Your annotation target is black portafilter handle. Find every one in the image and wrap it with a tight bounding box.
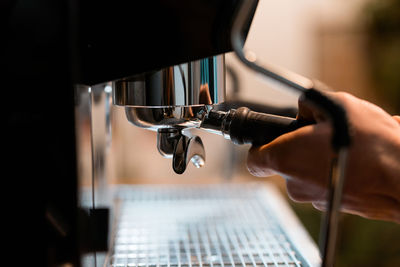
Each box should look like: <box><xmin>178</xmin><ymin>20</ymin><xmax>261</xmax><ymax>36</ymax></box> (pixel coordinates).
<box><xmin>202</xmin><ymin>107</ymin><xmax>309</xmax><ymax>146</ymax></box>
<box><xmin>229</xmin><ymin>107</ymin><xmax>307</xmax><ymax>146</ymax></box>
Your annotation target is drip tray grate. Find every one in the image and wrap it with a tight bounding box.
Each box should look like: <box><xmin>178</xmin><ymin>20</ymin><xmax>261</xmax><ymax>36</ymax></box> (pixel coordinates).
<box><xmin>106</xmin><ymin>183</ymin><xmax>318</xmax><ymax>267</ymax></box>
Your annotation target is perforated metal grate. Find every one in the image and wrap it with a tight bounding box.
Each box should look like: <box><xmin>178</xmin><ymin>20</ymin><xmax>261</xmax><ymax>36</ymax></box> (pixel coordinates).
<box><xmin>106</xmin><ymin>184</ymin><xmax>314</xmax><ymax>267</ymax></box>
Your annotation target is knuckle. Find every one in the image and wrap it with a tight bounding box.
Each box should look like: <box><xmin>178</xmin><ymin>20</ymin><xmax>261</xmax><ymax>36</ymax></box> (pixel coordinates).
<box><xmin>246</xmin><ymin>148</ymin><xmax>262</xmax><ymax>168</ymax></box>
<box><xmin>265</xmin><ymin>146</ymin><xmax>285</xmax><ymax>172</ymax></box>
<box><xmin>335</xmin><ymin>91</ymin><xmax>351</xmax><ymax>100</ymax></box>
<box><xmin>246</xmin><ymin>147</ymin><xmax>272</xmax><ymax>177</ymax></box>
<box><xmin>312</xmin><ymin>202</ymin><xmax>326</xmax><ymax>211</ymax></box>
<box><xmin>286</xmin><ymin>181</ymin><xmax>310</xmax><ymax>202</ymax></box>
<box><xmin>286</xmin><ymin>180</ymin><xmax>327</xmax><ymax>203</ymax></box>
<box><xmin>333</xmin><ymin>91</ymin><xmax>353</xmax><ymax>107</ymax></box>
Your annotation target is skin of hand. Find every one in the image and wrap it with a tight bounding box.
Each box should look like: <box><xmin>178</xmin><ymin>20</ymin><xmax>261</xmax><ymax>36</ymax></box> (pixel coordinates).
<box><xmin>247</xmin><ymin>92</ymin><xmax>400</xmax><ymax>224</ymax></box>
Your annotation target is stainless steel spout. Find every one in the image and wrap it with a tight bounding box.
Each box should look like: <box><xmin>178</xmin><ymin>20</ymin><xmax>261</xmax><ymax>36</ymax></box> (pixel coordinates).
<box><xmin>157</xmin><ymin>128</ymin><xmax>206</xmax><ymax>174</ymax></box>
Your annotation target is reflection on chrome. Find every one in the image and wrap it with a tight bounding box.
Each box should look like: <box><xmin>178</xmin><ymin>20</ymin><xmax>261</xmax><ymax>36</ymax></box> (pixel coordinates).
<box><xmin>113</xmin><ymin>54</ymin><xmax>225</xmax><ymax>107</ymax></box>
<box><xmin>124</xmin><ymin>105</ymin><xmax>209</xmax><ymax>131</ymax></box>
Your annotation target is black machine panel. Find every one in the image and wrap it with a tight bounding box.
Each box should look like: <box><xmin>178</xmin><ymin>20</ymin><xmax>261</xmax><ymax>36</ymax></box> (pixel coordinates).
<box><xmin>77</xmin><ymin>0</ymin><xmax>257</xmax><ymax>85</ymax></box>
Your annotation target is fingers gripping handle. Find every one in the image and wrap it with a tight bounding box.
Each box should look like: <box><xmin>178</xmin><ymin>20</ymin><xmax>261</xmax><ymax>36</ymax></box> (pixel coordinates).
<box><xmin>228</xmin><ymin>107</ymin><xmax>306</xmax><ymax>146</ymax></box>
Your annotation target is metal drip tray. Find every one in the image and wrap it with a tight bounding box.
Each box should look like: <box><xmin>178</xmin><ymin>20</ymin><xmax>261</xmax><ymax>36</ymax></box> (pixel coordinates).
<box><xmin>106</xmin><ymin>183</ymin><xmax>320</xmax><ymax>267</ymax></box>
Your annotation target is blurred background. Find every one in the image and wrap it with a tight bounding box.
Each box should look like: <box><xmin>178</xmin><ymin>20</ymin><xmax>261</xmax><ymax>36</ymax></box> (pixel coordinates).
<box><xmin>77</xmin><ymin>0</ymin><xmax>400</xmax><ymax>266</ymax></box>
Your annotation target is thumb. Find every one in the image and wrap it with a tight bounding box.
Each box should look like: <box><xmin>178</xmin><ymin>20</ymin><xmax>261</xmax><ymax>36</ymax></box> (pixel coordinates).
<box><xmin>247</xmin><ymin>122</ymin><xmax>333</xmax><ymax>183</ymax></box>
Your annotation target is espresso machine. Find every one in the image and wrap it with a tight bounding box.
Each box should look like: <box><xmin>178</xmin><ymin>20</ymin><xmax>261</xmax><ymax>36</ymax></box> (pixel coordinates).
<box><xmin>4</xmin><ymin>1</ymin><xmax>351</xmax><ymax>267</ymax></box>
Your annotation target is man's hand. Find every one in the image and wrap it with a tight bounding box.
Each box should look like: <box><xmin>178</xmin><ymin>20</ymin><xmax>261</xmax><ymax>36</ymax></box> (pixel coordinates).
<box><xmin>247</xmin><ymin>92</ymin><xmax>400</xmax><ymax>223</ymax></box>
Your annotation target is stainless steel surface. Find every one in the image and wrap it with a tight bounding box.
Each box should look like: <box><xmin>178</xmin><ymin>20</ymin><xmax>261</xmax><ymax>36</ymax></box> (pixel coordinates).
<box><xmin>106</xmin><ymin>183</ymin><xmax>320</xmax><ymax>267</ymax></box>
<box><xmin>172</xmin><ymin>131</ymin><xmax>205</xmax><ymax>174</ymax></box>
<box><xmin>125</xmin><ymin>106</ymin><xmax>209</xmax><ymax>131</ymax></box>
<box><xmin>75</xmin><ymin>83</ymin><xmax>114</xmax><ymax>266</ymax></box>
<box><xmin>157</xmin><ymin>128</ymin><xmax>206</xmax><ymax>174</ymax></box>
<box><xmin>157</xmin><ymin>128</ymin><xmax>182</xmax><ymax>159</ymax></box>
<box><xmin>200</xmin><ymin>109</ymin><xmax>235</xmax><ymax>139</ymax></box>
<box><xmin>89</xmin><ymin>82</ymin><xmax>114</xmax><ymax>207</ymax></box>
<box><xmin>113</xmin><ymin>55</ymin><xmax>225</xmax><ymax>107</ymax></box>
<box><xmin>75</xmin><ymin>83</ymin><xmax>113</xmax><ymax>209</ymax></box>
